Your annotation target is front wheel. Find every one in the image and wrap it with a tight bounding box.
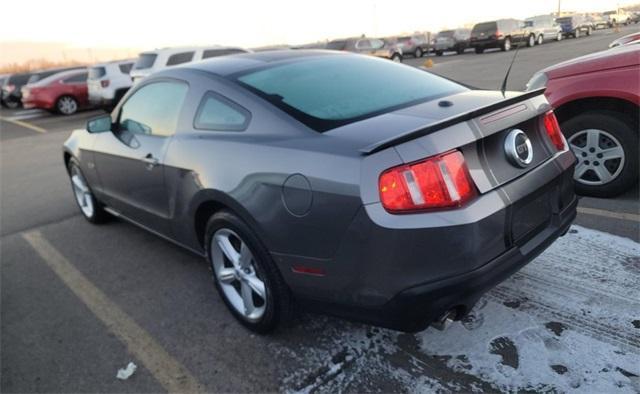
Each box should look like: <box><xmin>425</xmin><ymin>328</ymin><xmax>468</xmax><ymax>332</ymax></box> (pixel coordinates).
<box><xmin>527</xmin><ymin>34</ymin><xmax>536</xmax><ymax>47</ymax></box>
<box><xmin>586</xmin><ymin>26</ymin><xmax>592</xmax><ymax>36</ymax></box>
<box><xmin>562</xmin><ymin>111</ymin><xmax>639</xmax><ymax>197</ymax></box>
<box><xmin>435</xmin><ymin>50</ymin><xmax>443</xmax><ymax>56</ymax></box>
<box><xmin>501</xmin><ymin>37</ymin><xmax>512</xmax><ymax>51</ymax></box>
<box><xmin>57</xmin><ymin>95</ymin><xmax>78</xmax><ymax>115</ymax></box>
<box><xmin>537</xmin><ymin>35</ymin><xmax>544</xmax><ymax>45</ymax></box>
<box><xmin>4</xmin><ymin>99</ymin><xmax>20</xmax><ymax>109</ymax></box>
<box><xmin>474</xmin><ymin>46</ymin><xmax>484</xmax><ymax>54</ymax></box>
<box><xmin>574</xmin><ymin>29</ymin><xmax>581</xmax><ymax>38</ymax></box>
<box><xmin>391</xmin><ymin>53</ymin><xmax>402</xmax><ymax>63</ymax></box>
<box><xmin>414</xmin><ymin>47</ymin><xmax>423</xmax><ymax>58</ymax></box>
<box><xmin>205</xmin><ymin>211</ymin><xmax>292</xmax><ymax>333</ymax></box>
<box><xmin>556</xmin><ymin>32</ymin><xmax>563</xmax><ymax>41</ymax></box>
<box><xmin>67</xmin><ymin>159</ymin><xmax>110</xmax><ymax>223</ymax></box>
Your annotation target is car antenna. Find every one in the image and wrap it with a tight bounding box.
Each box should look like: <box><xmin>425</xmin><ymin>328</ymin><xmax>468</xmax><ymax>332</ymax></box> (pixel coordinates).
<box><xmin>500</xmin><ymin>32</ymin><xmax>525</xmax><ymax>98</ymax></box>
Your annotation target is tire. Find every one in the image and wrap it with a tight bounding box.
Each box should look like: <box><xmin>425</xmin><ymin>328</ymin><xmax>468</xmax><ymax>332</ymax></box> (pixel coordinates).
<box><xmin>574</xmin><ymin>29</ymin><xmax>580</xmax><ymax>38</ymax></box>
<box><xmin>501</xmin><ymin>37</ymin><xmax>512</xmax><ymax>51</ymax></box>
<box><xmin>435</xmin><ymin>50</ymin><xmax>443</xmax><ymax>56</ymax></box>
<box><xmin>586</xmin><ymin>26</ymin><xmax>592</xmax><ymax>36</ymax></box>
<box><xmin>67</xmin><ymin>158</ymin><xmax>110</xmax><ymax>223</ymax></box>
<box><xmin>56</xmin><ymin>95</ymin><xmax>78</xmax><ymax>115</ymax></box>
<box><xmin>456</xmin><ymin>46</ymin><xmax>465</xmax><ymax>55</ymax></box>
<box><xmin>562</xmin><ymin>111</ymin><xmax>639</xmax><ymax>197</ymax></box>
<box><xmin>4</xmin><ymin>99</ymin><xmax>20</xmax><ymax>109</ymax></box>
<box><xmin>556</xmin><ymin>32</ymin><xmax>563</xmax><ymax>41</ymax></box>
<box><xmin>527</xmin><ymin>34</ymin><xmax>536</xmax><ymax>47</ymax></box>
<box><xmin>205</xmin><ymin>210</ymin><xmax>292</xmax><ymax>333</ymax></box>
<box><xmin>414</xmin><ymin>47</ymin><xmax>423</xmax><ymax>58</ymax></box>
<box><xmin>391</xmin><ymin>53</ymin><xmax>402</xmax><ymax>63</ymax></box>
<box><xmin>474</xmin><ymin>46</ymin><xmax>484</xmax><ymax>54</ymax></box>
<box><xmin>537</xmin><ymin>34</ymin><xmax>544</xmax><ymax>45</ymax></box>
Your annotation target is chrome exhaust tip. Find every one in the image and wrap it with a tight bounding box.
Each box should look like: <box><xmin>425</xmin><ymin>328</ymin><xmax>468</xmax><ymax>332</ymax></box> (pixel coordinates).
<box><xmin>431</xmin><ymin>309</ymin><xmax>457</xmax><ymax>331</ymax></box>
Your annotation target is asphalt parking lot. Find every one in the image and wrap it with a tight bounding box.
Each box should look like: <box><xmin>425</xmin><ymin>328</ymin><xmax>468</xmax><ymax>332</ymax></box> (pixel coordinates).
<box><xmin>1</xmin><ymin>25</ymin><xmax>639</xmax><ymax>393</ymax></box>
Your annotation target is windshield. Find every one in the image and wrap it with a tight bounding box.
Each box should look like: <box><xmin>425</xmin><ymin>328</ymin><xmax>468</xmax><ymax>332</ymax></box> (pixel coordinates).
<box><xmin>236</xmin><ymin>55</ymin><xmax>466</xmax><ymax>132</ymax></box>
<box><xmin>134</xmin><ymin>54</ymin><xmax>157</xmax><ymax>70</ymax></box>
<box><xmin>472</xmin><ymin>22</ymin><xmax>497</xmax><ymax>34</ymax></box>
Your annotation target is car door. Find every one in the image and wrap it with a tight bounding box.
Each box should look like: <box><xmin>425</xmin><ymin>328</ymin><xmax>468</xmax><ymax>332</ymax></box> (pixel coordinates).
<box><xmin>92</xmin><ymin>79</ymin><xmax>189</xmax><ymax>235</ymax></box>
<box><xmin>63</xmin><ymin>72</ymin><xmax>89</xmax><ymax>105</ymax></box>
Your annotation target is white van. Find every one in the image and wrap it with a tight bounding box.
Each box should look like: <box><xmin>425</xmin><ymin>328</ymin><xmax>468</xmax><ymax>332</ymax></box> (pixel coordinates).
<box><xmin>130</xmin><ymin>46</ymin><xmax>249</xmax><ymax>85</ymax></box>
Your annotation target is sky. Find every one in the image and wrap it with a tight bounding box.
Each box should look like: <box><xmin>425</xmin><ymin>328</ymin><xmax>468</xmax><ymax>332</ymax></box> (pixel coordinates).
<box><xmin>0</xmin><ymin>0</ymin><xmax>632</xmax><ymax>65</ymax></box>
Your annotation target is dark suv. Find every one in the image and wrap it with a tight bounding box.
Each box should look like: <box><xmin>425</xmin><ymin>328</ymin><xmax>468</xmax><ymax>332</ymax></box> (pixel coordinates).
<box><xmin>434</xmin><ymin>29</ymin><xmax>471</xmax><ymax>55</ymax></box>
<box><xmin>556</xmin><ymin>15</ymin><xmax>592</xmax><ymax>38</ymax></box>
<box><xmin>470</xmin><ymin>19</ymin><xmax>527</xmax><ymax>53</ymax></box>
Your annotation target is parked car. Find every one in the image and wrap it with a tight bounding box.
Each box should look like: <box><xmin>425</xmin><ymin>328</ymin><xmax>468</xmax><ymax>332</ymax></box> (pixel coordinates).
<box><xmin>88</xmin><ymin>59</ymin><xmax>135</xmax><ymax>109</ymax></box>
<box><xmin>524</xmin><ymin>15</ymin><xmax>563</xmax><ymax>44</ymax></box>
<box><xmin>469</xmin><ymin>19</ymin><xmax>528</xmax><ymax>53</ymax></box>
<box><xmin>130</xmin><ymin>46</ymin><xmax>249</xmax><ymax>85</ymax></box>
<box><xmin>526</xmin><ymin>45</ymin><xmax>639</xmax><ymax>197</ymax></box>
<box><xmin>556</xmin><ymin>15</ymin><xmax>593</xmax><ymax>38</ymax></box>
<box><xmin>586</xmin><ymin>14</ymin><xmax>609</xmax><ymax>30</ymax></box>
<box><xmin>433</xmin><ymin>29</ymin><xmax>470</xmax><ymax>55</ymax></box>
<box><xmin>21</xmin><ymin>69</ymin><xmax>89</xmax><ymax>115</ymax></box>
<box><xmin>63</xmin><ymin>50</ymin><xmax>576</xmax><ymax>333</ymax></box>
<box><xmin>1</xmin><ymin>72</ymin><xmax>33</xmax><ymax>108</ymax></box>
<box><xmin>609</xmin><ymin>31</ymin><xmax>640</xmax><ymax>48</ymax></box>
<box><xmin>603</xmin><ymin>10</ymin><xmax>632</xmax><ymax>26</ymax></box>
<box><xmin>395</xmin><ymin>34</ymin><xmax>430</xmax><ymax>57</ymax></box>
<box><xmin>326</xmin><ymin>37</ymin><xmax>403</xmax><ymax>62</ymax></box>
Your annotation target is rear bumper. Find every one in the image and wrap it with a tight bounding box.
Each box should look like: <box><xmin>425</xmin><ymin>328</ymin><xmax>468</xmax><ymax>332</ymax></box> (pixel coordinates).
<box><xmin>286</xmin><ymin>150</ymin><xmax>577</xmax><ymax>332</ymax></box>
<box><xmin>22</xmin><ymin>96</ymin><xmax>54</xmax><ymax>110</ymax></box>
<box><xmin>470</xmin><ymin>38</ymin><xmax>502</xmax><ymax>48</ymax></box>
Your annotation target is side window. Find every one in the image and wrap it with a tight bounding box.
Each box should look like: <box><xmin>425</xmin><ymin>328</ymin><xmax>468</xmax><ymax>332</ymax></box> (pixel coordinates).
<box><xmin>194</xmin><ymin>92</ymin><xmax>250</xmax><ymax>131</ymax></box>
<box><xmin>355</xmin><ymin>40</ymin><xmax>371</xmax><ymax>50</ymax></box>
<box><xmin>202</xmin><ymin>48</ymin><xmax>246</xmax><ymax>59</ymax></box>
<box><xmin>64</xmin><ymin>72</ymin><xmax>88</xmax><ymax>83</ymax></box>
<box><xmin>166</xmin><ymin>51</ymin><xmax>195</xmax><ymax>66</ymax></box>
<box><xmin>119</xmin><ymin>81</ymin><xmax>188</xmax><ymax>137</ymax></box>
<box><xmin>119</xmin><ymin>63</ymin><xmax>133</xmax><ymax>74</ymax></box>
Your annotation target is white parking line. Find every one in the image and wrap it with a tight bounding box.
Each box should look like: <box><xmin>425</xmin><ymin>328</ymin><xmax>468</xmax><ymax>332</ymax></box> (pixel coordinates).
<box><xmin>22</xmin><ymin>230</ymin><xmax>203</xmax><ymax>393</ymax></box>
<box><xmin>6</xmin><ymin>109</ymin><xmax>48</xmax><ymax>120</ymax></box>
<box><xmin>577</xmin><ymin>206</ymin><xmax>640</xmax><ymax>222</ymax></box>
<box><xmin>0</xmin><ymin>116</ymin><xmax>47</xmax><ymax>133</ymax></box>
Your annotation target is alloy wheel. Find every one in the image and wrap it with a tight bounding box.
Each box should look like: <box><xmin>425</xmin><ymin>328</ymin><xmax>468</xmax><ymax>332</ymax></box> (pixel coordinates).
<box><xmin>58</xmin><ymin>96</ymin><xmax>78</xmax><ymax>115</ymax></box>
<box><xmin>210</xmin><ymin>228</ymin><xmax>267</xmax><ymax>322</ymax></box>
<box><xmin>568</xmin><ymin>129</ymin><xmax>625</xmax><ymax>186</ymax></box>
<box><xmin>557</xmin><ymin>32</ymin><xmax>563</xmax><ymax>41</ymax></box>
<box><xmin>537</xmin><ymin>35</ymin><xmax>544</xmax><ymax>45</ymax></box>
<box><xmin>529</xmin><ymin>35</ymin><xmax>535</xmax><ymax>47</ymax></box>
<box><xmin>70</xmin><ymin>165</ymin><xmax>95</xmax><ymax>218</ymax></box>
<box><xmin>504</xmin><ymin>38</ymin><xmax>511</xmax><ymax>51</ymax></box>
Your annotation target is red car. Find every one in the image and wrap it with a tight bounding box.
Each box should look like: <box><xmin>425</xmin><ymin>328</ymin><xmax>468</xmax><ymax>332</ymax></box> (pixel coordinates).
<box><xmin>21</xmin><ymin>69</ymin><xmax>89</xmax><ymax>115</ymax></box>
<box><xmin>527</xmin><ymin>45</ymin><xmax>639</xmax><ymax>197</ymax></box>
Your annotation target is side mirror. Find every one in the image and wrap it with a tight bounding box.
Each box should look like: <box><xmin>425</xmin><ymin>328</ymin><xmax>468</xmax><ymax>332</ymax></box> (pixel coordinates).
<box><xmin>87</xmin><ymin>115</ymin><xmax>112</xmax><ymax>133</ymax></box>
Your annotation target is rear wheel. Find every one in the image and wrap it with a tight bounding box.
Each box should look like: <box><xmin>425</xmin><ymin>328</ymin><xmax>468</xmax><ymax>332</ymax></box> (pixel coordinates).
<box><xmin>205</xmin><ymin>211</ymin><xmax>292</xmax><ymax>333</ymax></box>
<box><xmin>556</xmin><ymin>32</ymin><xmax>563</xmax><ymax>41</ymax></box>
<box><xmin>4</xmin><ymin>99</ymin><xmax>20</xmax><ymax>109</ymax></box>
<box><xmin>586</xmin><ymin>26</ymin><xmax>593</xmax><ymax>36</ymax></box>
<box><xmin>474</xmin><ymin>46</ymin><xmax>484</xmax><ymax>54</ymax></box>
<box><xmin>537</xmin><ymin>34</ymin><xmax>544</xmax><ymax>45</ymax></box>
<box><xmin>574</xmin><ymin>29</ymin><xmax>581</xmax><ymax>38</ymax></box>
<box><xmin>456</xmin><ymin>46</ymin><xmax>465</xmax><ymax>54</ymax></box>
<box><xmin>414</xmin><ymin>47</ymin><xmax>423</xmax><ymax>58</ymax></box>
<box><xmin>391</xmin><ymin>53</ymin><xmax>402</xmax><ymax>63</ymax></box>
<box><xmin>501</xmin><ymin>37</ymin><xmax>512</xmax><ymax>51</ymax></box>
<box><xmin>562</xmin><ymin>111</ymin><xmax>639</xmax><ymax>197</ymax></box>
<box><xmin>435</xmin><ymin>50</ymin><xmax>443</xmax><ymax>56</ymax></box>
<box><xmin>56</xmin><ymin>95</ymin><xmax>78</xmax><ymax>115</ymax></box>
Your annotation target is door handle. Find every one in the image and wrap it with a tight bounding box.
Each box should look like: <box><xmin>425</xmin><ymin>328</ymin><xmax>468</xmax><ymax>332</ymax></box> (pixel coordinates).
<box><xmin>142</xmin><ymin>153</ymin><xmax>159</xmax><ymax>169</ymax></box>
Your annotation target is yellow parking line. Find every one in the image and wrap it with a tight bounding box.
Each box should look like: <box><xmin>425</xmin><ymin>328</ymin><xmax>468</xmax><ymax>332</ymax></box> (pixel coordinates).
<box><xmin>577</xmin><ymin>206</ymin><xmax>640</xmax><ymax>222</ymax></box>
<box><xmin>0</xmin><ymin>116</ymin><xmax>47</xmax><ymax>133</ymax></box>
<box><xmin>22</xmin><ymin>231</ymin><xmax>203</xmax><ymax>393</ymax></box>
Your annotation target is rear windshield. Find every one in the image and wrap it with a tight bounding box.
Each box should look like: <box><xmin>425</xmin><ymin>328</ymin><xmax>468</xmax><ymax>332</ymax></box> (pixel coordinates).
<box><xmin>88</xmin><ymin>67</ymin><xmax>106</xmax><ymax>79</ymax></box>
<box><xmin>397</xmin><ymin>36</ymin><xmax>412</xmax><ymax>42</ymax></box>
<box><xmin>134</xmin><ymin>54</ymin><xmax>157</xmax><ymax>70</ymax></box>
<box><xmin>556</xmin><ymin>17</ymin><xmax>572</xmax><ymax>23</ymax></box>
<box><xmin>326</xmin><ymin>40</ymin><xmax>347</xmax><ymax>50</ymax></box>
<box><xmin>202</xmin><ymin>48</ymin><xmax>247</xmax><ymax>59</ymax></box>
<box><xmin>236</xmin><ymin>56</ymin><xmax>466</xmax><ymax>132</ymax></box>
<box><xmin>472</xmin><ymin>22</ymin><xmax>497</xmax><ymax>34</ymax></box>
<box><xmin>8</xmin><ymin>74</ymin><xmax>31</xmax><ymax>85</ymax></box>
<box><xmin>119</xmin><ymin>63</ymin><xmax>133</xmax><ymax>74</ymax></box>
<box><xmin>438</xmin><ymin>30</ymin><xmax>455</xmax><ymax>38</ymax></box>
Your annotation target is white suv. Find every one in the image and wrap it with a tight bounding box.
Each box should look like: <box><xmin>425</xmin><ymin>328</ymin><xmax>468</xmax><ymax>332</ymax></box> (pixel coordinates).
<box><xmin>129</xmin><ymin>46</ymin><xmax>249</xmax><ymax>85</ymax></box>
<box><xmin>87</xmin><ymin>59</ymin><xmax>135</xmax><ymax>108</ymax></box>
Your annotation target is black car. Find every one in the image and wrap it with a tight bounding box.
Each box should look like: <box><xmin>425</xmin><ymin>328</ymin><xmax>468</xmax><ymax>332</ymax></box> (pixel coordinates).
<box><xmin>434</xmin><ymin>29</ymin><xmax>471</xmax><ymax>55</ymax></box>
<box><xmin>1</xmin><ymin>66</ymin><xmax>84</xmax><ymax>109</ymax></box>
<box><xmin>470</xmin><ymin>19</ymin><xmax>528</xmax><ymax>53</ymax></box>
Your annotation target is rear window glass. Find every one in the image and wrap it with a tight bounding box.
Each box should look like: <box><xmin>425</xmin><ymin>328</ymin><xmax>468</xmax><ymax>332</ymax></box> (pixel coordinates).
<box><xmin>202</xmin><ymin>49</ymin><xmax>246</xmax><ymax>59</ymax></box>
<box><xmin>194</xmin><ymin>92</ymin><xmax>250</xmax><ymax>131</ymax></box>
<box><xmin>64</xmin><ymin>72</ymin><xmax>88</xmax><ymax>83</ymax></box>
<box><xmin>326</xmin><ymin>40</ymin><xmax>347</xmax><ymax>50</ymax></box>
<box><xmin>556</xmin><ymin>17</ymin><xmax>572</xmax><ymax>23</ymax></box>
<box><xmin>134</xmin><ymin>54</ymin><xmax>157</xmax><ymax>70</ymax></box>
<box><xmin>166</xmin><ymin>52</ymin><xmax>195</xmax><ymax>66</ymax></box>
<box><xmin>438</xmin><ymin>30</ymin><xmax>455</xmax><ymax>38</ymax></box>
<box><xmin>472</xmin><ymin>22</ymin><xmax>497</xmax><ymax>34</ymax></box>
<box><xmin>89</xmin><ymin>67</ymin><xmax>106</xmax><ymax>79</ymax></box>
<box><xmin>119</xmin><ymin>63</ymin><xmax>133</xmax><ymax>74</ymax></box>
<box><xmin>8</xmin><ymin>74</ymin><xmax>31</xmax><ymax>85</ymax></box>
<box><xmin>236</xmin><ymin>56</ymin><xmax>466</xmax><ymax>132</ymax></box>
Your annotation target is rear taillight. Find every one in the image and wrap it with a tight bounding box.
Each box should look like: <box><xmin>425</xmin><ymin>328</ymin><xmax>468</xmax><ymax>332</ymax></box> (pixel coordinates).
<box><xmin>543</xmin><ymin>110</ymin><xmax>567</xmax><ymax>151</ymax></box>
<box><xmin>101</xmin><ymin>80</ymin><xmax>110</xmax><ymax>88</ymax></box>
<box><xmin>379</xmin><ymin>150</ymin><xmax>477</xmax><ymax>213</ymax></box>
<box><xmin>495</xmin><ymin>30</ymin><xmax>503</xmax><ymax>38</ymax></box>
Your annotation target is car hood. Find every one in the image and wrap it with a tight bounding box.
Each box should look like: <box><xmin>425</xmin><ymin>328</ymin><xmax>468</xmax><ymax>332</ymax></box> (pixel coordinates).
<box><xmin>539</xmin><ymin>45</ymin><xmax>640</xmax><ymax>79</ymax></box>
<box><xmin>325</xmin><ymin>89</ymin><xmax>524</xmax><ymax>148</ymax></box>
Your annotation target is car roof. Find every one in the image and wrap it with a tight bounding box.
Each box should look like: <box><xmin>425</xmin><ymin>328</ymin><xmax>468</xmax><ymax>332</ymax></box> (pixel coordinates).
<box><xmin>29</xmin><ymin>69</ymin><xmax>86</xmax><ymax>86</ymax></box>
<box><xmin>140</xmin><ymin>46</ymin><xmax>242</xmax><ymax>55</ymax></box>
<box><xmin>91</xmin><ymin>59</ymin><xmax>136</xmax><ymax>67</ymax></box>
<box><xmin>182</xmin><ymin>49</ymin><xmax>346</xmax><ymax>77</ymax></box>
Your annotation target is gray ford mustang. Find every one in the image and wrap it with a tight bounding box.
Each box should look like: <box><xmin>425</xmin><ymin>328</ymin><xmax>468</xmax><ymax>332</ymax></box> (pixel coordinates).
<box><xmin>63</xmin><ymin>50</ymin><xmax>577</xmax><ymax>333</ymax></box>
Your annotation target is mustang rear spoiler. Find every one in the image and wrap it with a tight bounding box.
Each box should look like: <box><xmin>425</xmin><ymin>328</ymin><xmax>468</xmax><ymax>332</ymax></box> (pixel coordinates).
<box><xmin>359</xmin><ymin>88</ymin><xmax>546</xmax><ymax>155</ymax></box>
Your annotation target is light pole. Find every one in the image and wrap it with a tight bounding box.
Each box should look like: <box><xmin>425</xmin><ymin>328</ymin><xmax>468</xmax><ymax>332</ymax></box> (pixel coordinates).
<box><xmin>557</xmin><ymin>0</ymin><xmax>561</xmax><ymax>16</ymax></box>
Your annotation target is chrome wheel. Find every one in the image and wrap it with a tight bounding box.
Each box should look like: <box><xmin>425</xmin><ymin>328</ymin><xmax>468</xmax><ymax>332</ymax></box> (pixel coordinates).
<box><xmin>58</xmin><ymin>96</ymin><xmax>78</xmax><ymax>115</ymax></box>
<box><xmin>537</xmin><ymin>35</ymin><xmax>544</xmax><ymax>45</ymax></box>
<box><xmin>70</xmin><ymin>165</ymin><xmax>94</xmax><ymax>218</ymax></box>
<box><xmin>569</xmin><ymin>129</ymin><xmax>625</xmax><ymax>186</ymax></box>
<box><xmin>210</xmin><ymin>228</ymin><xmax>266</xmax><ymax>322</ymax></box>
<box><xmin>528</xmin><ymin>35</ymin><xmax>535</xmax><ymax>47</ymax></box>
<box><xmin>504</xmin><ymin>38</ymin><xmax>511</xmax><ymax>51</ymax></box>
<box><xmin>557</xmin><ymin>32</ymin><xmax>563</xmax><ymax>41</ymax></box>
